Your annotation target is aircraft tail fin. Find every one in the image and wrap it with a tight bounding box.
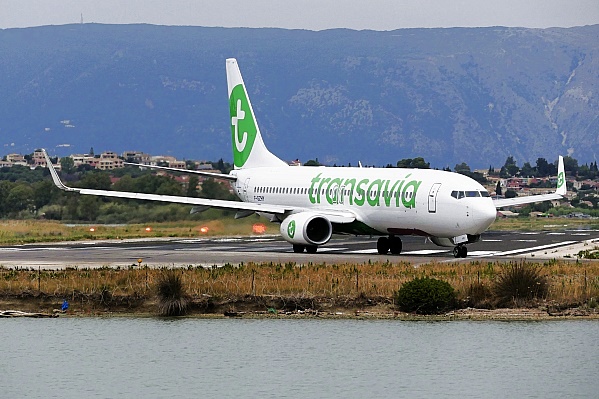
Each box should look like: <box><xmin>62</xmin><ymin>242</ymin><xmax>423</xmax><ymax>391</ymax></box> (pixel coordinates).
<box><xmin>226</xmin><ymin>58</ymin><xmax>287</xmax><ymax>169</ymax></box>
<box><xmin>556</xmin><ymin>155</ymin><xmax>566</xmax><ymax>196</ymax></box>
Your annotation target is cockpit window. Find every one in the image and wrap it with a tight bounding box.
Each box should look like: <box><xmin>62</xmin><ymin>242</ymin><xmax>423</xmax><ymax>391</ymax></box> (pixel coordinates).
<box><xmin>451</xmin><ymin>190</ymin><xmax>490</xmax><ymax>199</ymax></box>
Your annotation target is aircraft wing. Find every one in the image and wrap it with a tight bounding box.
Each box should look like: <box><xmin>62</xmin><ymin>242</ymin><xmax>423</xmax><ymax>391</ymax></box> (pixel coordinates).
<box><xmin>493</xmin><ymin>156</ymin><xmax>567</xmax><ymax>209</ymax></box>
<box><xmin>493</xmin><ymin>193</ymin><xmax>563</xmax><ymax>208</ymax></box>
<box><xmin>124</xmin><ymin>162</ymin><xmax>237</xmax><ymax>181</ymax></box>
<box><xmin>43</xmin><ymin>150</ymin><xmax>286</xmax><ymax>214</ymax></box>
<box><xmin>43</xmin><ymin>150</ymin><xmax>357</xmax><ymax>223</ymax></box>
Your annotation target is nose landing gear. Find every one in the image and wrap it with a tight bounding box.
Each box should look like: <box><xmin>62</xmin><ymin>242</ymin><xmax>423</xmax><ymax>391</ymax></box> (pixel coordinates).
<box><xmin>453</xmin><ymin>245</ymin><xmax>468</xmax><ymax>258</ymax></box>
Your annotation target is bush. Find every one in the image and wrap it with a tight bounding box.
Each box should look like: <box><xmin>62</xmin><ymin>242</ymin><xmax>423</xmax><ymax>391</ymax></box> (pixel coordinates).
<box><xmin>493</xmin><ymin>262</ymin><xmax>548</xmax><ymax>307</ymax></box>
<box><xmin>465</xmin><ymin>282</ymin><xmax>493</xmax><ymax>309</ymax></box>
<box><xmin>395</xmin><ymin>277</ymin><xmax>457</xmax><ymax>314</ymax></box>
<box><xmin>156</xmin><ymin>270</ymin><xmax>189</xmax><ymax>316</ymax></box>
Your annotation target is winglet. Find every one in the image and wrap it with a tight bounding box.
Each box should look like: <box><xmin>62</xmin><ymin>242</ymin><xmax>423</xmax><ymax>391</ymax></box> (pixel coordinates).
<box><xmin>42</xmin><ymin>150</ymin><xmax>79</xmax><ymax>192</ymax></box>
<box><xmin>556</xmin><ymin>155</ymin><xmax>566</xmax><ymax>196</ymax></box>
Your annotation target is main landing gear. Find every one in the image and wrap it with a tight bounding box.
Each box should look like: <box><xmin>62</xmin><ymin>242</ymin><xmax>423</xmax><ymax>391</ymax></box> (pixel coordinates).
<box><xmin>293</xmin><ymin>244</ymin><xmax>318</xmax><ymax>254</ymax></box>
<box><xmin>377</xmin><ymin>236</ymin><xmax>402</xmax><ymax>255</ymax></box>
<box><xmin>453</xmin><ymin>245</ymin><xmax>468</xmax><ymax>258</ymax></box>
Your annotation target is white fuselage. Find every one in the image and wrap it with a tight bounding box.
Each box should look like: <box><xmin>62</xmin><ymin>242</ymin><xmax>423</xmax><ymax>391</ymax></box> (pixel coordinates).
<box><xmin>231</xmin><ymin>166</ymin><xmax>497</xmax><ymax>239</ymax></box>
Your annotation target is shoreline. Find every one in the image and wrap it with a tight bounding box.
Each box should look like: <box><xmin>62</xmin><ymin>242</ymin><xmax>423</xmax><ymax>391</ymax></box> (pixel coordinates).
<box><xmin>2</xmin><ymin>294</ymin><xmax>598</xmax><ymax>321</ymax></box>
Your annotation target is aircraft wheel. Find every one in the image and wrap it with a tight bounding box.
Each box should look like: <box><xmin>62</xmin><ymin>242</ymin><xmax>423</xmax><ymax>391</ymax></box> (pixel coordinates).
<box><xmin>293</xmin><ymin>244</ymin><xmax>305</xmax><ymax>253</ymax></box>
<box><xmin>377</xmin><ymin>237</ymin><xmax>389</xmax><ymax>255</ymax></box>
<box><xmin>389</xmin><ymin>236</ymin><xmax>402</xmax><ymax>255</ymax></box>
<box><xmin>306</xmin><ymin>245</ymin><xmax>318</xmax><ymax>254</ymax></box>
<box><xmin>453</xmin><ymin>246</ymin><xmax>460</xmax><ymax>258</ymax></box>
<box><xmin>453</xmin><ymin>245</ymin><xmax>467</xmax><ymax>258</ymax></box>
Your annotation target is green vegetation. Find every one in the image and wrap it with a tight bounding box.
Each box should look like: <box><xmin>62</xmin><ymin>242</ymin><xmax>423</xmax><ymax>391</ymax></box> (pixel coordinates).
<box><xmin>0</xmin><ymin>218</ymin><xmax>278</xmax><ymax>245</ymax></box>
<box><xmin>395</xmin><ymin>277</ymin><xmax>457</xmax><ymax>314</ymax></box>
<box><xmin>2</xmin><ymin>260</ymin><xmax>596</xmax><ymax>315</ymax></box>
<box><xmin>0</xmin><ymin>164</ymin><xmax>236</xmax><ymax>223</ymax></box>
<box><xmin>493</xmin><ymin>263</ymin><xmax>548</xmax><ymax>307</ymax></box>
<box><xmin>157</xmin><ymin>270</ymin><xmax>189</xmax><ymax>316</ymax></box>
<box><xmin>578</xmin><ymin>247</ymin><xmax>599</xmax><ymax>260</ymax></box>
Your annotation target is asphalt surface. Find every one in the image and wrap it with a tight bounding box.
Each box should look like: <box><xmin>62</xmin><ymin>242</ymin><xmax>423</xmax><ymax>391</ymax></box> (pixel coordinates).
<box><xmin>0</xmin><ymin>229</ymin><xmax>598</xmax><ymax>269</ymax></box>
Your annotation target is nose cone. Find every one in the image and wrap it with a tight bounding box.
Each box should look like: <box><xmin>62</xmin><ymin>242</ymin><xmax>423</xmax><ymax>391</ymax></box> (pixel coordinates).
<box><xmin>475</xmin><ymin>201</ymin><xmax>497</xmax><ymax>233</ymax></box>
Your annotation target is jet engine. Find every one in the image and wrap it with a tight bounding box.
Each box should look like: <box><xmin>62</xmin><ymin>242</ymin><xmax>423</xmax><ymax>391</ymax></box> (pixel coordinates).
<box><xmin>280</xmin><ymin>213</ymin><xmax>332</xmax><ymax>246</ymax></box>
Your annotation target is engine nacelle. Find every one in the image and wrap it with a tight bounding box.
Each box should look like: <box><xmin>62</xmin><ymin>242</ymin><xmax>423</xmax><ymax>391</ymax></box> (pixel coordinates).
<box><xmin>280</xmin><ymin>213</ymin><xmax>332</xmax><ymax>246</ymax></box>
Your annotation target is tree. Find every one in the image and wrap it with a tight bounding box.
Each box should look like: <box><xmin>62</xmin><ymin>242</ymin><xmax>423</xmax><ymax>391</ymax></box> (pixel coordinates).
<box><xmin>32</xmin><ymin>180</ymin><xmax>57</xmax><ymax>212</ymax></box>
<box><xmin>520</xmin><ymin>162</ymin><xmax>535</xmax><ymax>177</ymax></box>
<box><xmin>454</xmin><ymin>162</ymin><xmax>471</xmax><ymax>174</ymax></box>
<box><xmin>60</xmin><ymin>157</ymin><xmax>75</xmax><ymax>174</ymax></box>
<box><xmin>186</xmin><ymin>176</ymin><xmax>199</xmax><ymax>197</ymax></box>
<box><xmin>78</xmin><ymin>196</ymin><xmax>100</xmax><ymax>221</ymax></box>
<box><xmin>6</xmin><ymin>184</ymin><xmax>34</xmax><ymax>214</ymax></box>
<box><xmin>535</xmin><ymin>158</ymin><xmax>555</xmax><ymax>177</ymax></box>
<box><xmin>397</xmin><ymin>157</ymin><xmax>430</xmax><ymax>169</ymax></box>
<box><xmin>77</xmin><ymin>172</ymin><xmax>112</xmax><ymax>190</ymax></box>
<box><xmin>563</xmin><ymin>156</ymin><xmax>579</xmax><ymax>174</ymax></box>
<box><xmin>304</xmin><ymin>158</ymin><xmax>321</xmax><ymax>166</ymax></box>
<box><xmin>503</xmin><ymin>156</ymin><xmax>520</xmax><ymax>177</ymax></box>
<box><xmin>505</xmin><ymin>189</ymin><xmax>517</xmax><ymax>199</ymax></box>
<box><xmin>200</xmin><ymin>178</ymin><xmax>232</xmax><ymax>200</ymax></box>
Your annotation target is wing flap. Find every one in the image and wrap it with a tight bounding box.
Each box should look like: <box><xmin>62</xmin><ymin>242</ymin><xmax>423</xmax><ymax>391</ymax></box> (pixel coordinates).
<box><xmin>124</xmin><ymin>162</ymin><xmax>237</xmax><ymax>181</ymax></box>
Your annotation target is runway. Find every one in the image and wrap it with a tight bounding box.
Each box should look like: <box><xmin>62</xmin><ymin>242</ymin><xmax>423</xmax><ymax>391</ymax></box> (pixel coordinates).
<box><xmin>0</xmin><ymin>229</ymin><xmax>598</xmax><ymax>269</ymax></box>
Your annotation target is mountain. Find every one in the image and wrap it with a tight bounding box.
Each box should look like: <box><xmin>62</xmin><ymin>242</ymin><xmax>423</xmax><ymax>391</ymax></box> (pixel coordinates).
<box><xmin>0</xmin><ymin>24</ymin><xmax>597</xmax><ymax>168</ymax></box>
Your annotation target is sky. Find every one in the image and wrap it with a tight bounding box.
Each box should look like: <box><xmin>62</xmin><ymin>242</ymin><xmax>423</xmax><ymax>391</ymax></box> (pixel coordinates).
<box><xmin>1</xmin><ymin>0</ymin><xmax>598</xmax><ymax>30</ymax></box>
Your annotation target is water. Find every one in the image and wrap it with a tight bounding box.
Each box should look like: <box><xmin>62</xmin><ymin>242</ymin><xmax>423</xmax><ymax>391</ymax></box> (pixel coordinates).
<box><xmin>1</xmin><ymin>318</ymin><xmax>597</xmax><ymax>398</ymax></box>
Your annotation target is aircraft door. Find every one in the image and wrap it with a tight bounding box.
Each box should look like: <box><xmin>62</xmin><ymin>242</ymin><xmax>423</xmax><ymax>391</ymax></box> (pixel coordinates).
<box><xmin>242</xmin><ymin>178</ymin><xmax>251</xmax><ymax>201</ymax></box>
<box><xmin>428</xmin><ymin>183</ymin><xmax>442</xmax><ymax>213</ymax></box>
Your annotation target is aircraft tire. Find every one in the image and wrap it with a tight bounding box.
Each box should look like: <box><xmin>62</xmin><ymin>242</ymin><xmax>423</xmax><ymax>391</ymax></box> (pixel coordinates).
<box><xmin>306</xmin><ymin>245</ymin><xmax>318</xmax><ymax>254</ymax></box>
<box><xmin>377</xmin><ymin>237</ymin><xmax>389</xmax><ymax>255</ymax></box>
<box><xmin>293</xmin><ymin>244</ymin><xmax>305</xmax><ymax>253</ymax></box>
<box><xmin>453</xmin><ymin>246</ymin><xmax>460</xmax><ymax>258</ymax></box>
<box><xmin>389</xmin><ymin>236</ymin><xmax>402</xmax><ymax>255</ymax></box>
<box><xmin>460</xmin><ymin>246</ymin><xmax>468</xmax><ymax>258</ymax></box>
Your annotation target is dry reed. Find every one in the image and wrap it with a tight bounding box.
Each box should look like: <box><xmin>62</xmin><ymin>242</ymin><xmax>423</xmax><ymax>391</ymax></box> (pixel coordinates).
<box><xmin>1</xmin><ymin>260</ymin><xmax>597</xmax><ymax>306</ymax></box>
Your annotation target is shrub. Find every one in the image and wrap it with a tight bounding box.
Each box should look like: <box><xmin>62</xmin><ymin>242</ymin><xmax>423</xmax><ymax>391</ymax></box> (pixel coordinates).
<box><xmin>395</xmin><ymin>277</ymin><xmax>457</xmax><ymax>314</ymax></box>
<box><xmin>156</xmin><ymin>270</ymin><xmax>188</xmax><ymax>316</ymax></box>
<box><xmin>493</xmin><ymin>262</ymin><xmax>548</xmax><ymax>307</ymax></box>
<box><xmin>465</xmin><ymin>282</ymin><xmax>493</xmax><ymax>309</ymax></box>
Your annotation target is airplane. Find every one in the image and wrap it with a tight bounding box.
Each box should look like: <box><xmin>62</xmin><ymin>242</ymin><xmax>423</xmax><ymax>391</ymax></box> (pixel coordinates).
<box><xmin>42</xmin><ymin>58</ymin><xmax>567</xmax><ymax>258</ymax></box>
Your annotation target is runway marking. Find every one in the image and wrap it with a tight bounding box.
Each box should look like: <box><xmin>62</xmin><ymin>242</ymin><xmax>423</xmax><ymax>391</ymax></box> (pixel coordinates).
<box><xmin>345</xmin><ymin>249</ymin><xmax>380</xmax><ymax>254</ymax></box>
<box><xmin>513</xmin><ymin>239</ymin><xmax>538</xmax><ymax>242</ymax></box>
<box><xmin>521</xmin><ymin>232</ymin><xmax>540</xmax><ymax>235</ymax></box>
<box><xmin>253</xmin><ymin>246</ymin><xmax>295</xmax><ymax>252</ymax></box>
<box><xmin>495</xmin><ymin>241</ymin><xmax>576</xmax><ymax>256</ymax></box>
<box><xmin>571</xmin><ymin>233</ymin><xmax>590</xmax><ymax>236</ymax></box>
<box><xmin>482</xmin><ymin>239</ymin><xmax>502</xmax><ymax>242</ymax></box>
<box><xmin>174</xmin><ymin>246</ymin><xmax>242</xmax><ymax>251</ymax></box>
<box><xmin>548</xmin><ymin>232</ymin><xmax>566</xmax><ymax>235</ymax></box>
<box><xmin>403</xmin><ymin>249</ymin><xmax>448</xmax><ymax>255</ymax></box>
<box><xmin>312</xmin><ymin>247</ymin><xmax>348</xmax><ymax>253</ymax></box>
<box><xmin>469</xmin><ymin>250</ymin><xmax>501</xmax><ymax>257</ymax></box>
